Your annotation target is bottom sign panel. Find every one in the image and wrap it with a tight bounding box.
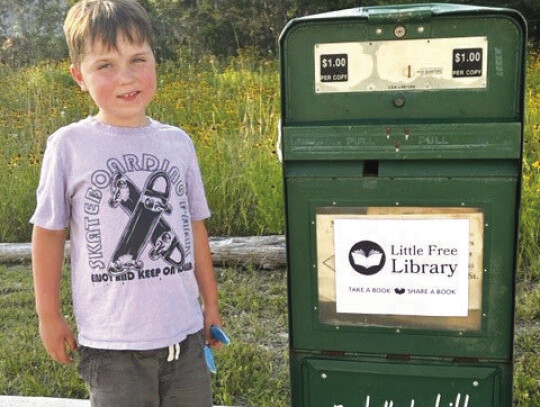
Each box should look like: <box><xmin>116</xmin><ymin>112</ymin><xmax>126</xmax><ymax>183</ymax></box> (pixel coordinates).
<box><xmin>317</xmin><ymin>207</ymin><xmax>484</xmax><ymax>331</ymax></box>
<box><xmin>302</xmin><ymin>358</ymin><xmax>502</xmax><ymax>407</ymax></box>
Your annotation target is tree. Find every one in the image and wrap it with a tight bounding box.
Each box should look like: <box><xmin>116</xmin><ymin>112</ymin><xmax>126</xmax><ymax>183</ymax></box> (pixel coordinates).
<box><xmin>0</xmin><ymin>0</ymin><xmax>538</xmax><ymax>65</ymax></box>
<box><xmin>145</xmin><ymin>0</ymin><xmax>540</xmax><ymax>58</ymax></box>
<box><xmin>0</xmin><ymin>0</ymin><xmax>68</xmax><ymax>66</ymax></box>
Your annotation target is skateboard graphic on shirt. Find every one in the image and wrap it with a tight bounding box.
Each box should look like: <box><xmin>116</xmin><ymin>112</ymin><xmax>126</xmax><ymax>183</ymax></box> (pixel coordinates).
<box><xmin>108</xmin><ymin>171</ymin><xmax>191</xmax><ymax>275</ymax></box>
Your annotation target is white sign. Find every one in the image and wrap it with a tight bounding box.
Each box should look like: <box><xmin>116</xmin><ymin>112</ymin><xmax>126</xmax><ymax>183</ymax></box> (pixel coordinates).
<box><xmin>315</xmin><ymin>36</ymin><xmax>488</xmax><ymax>93</ymax></box>
<box><xmin>334</xmin><ymin>218</ymin><xmax>470</xmax><ymax>317</ymax></box>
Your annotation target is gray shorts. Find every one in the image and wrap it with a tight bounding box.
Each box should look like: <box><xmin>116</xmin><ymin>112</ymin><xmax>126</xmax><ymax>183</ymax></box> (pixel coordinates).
<box><xmin>78</xmin><ymin>330</ymin><xmax>212</xmax><ymax>407</ymax></box>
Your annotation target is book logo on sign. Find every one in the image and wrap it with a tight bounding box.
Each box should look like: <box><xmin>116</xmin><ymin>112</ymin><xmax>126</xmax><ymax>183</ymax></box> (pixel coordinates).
<box><xmin>349</xmin><ymin>241</ymin><xmax>386</xmax><ymax>275</ymax></box>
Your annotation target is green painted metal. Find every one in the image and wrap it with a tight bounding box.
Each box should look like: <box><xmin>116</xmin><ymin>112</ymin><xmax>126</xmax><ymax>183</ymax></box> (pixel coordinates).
<box><xmin>280</xmin><ymin>5</ymin><xmax>526</xmax><ymax>126</ymax></box>
<box><xmin>283</xmin><ymin>123</ymin><xmax>522</xmax><ymax>160</ymax></box>
<box><xmin>280</xmin><ymin>3</ymin><xmax>526</xmax><ymax>407</ymax></box>
<box><xmin>286</xmin><ymin>175</ymin><xmax>517</xmax><ymax>359</ymax></box>
<box><xmin>290</xmin><ymin>353</ymin><xmax>513</xmax><ymax>407</ymax></box>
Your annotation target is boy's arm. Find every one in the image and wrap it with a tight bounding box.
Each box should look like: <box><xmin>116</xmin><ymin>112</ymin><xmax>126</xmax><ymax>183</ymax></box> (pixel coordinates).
<box><xmin>31</xmin><ymin>226</ymin><xmax>77</xmax><ymax>364</ymax></box>
<box><xmin>192</xmin><ymin>220</ymin><xmax>222</xmax><ymax>347</ymax></box>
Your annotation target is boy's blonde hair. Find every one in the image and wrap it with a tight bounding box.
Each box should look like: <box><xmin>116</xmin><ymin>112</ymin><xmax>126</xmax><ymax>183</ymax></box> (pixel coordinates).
<box><xmin>64</xmin><ymin>0</ymin><xmax>154</xmax><ymax>66</ymax></box>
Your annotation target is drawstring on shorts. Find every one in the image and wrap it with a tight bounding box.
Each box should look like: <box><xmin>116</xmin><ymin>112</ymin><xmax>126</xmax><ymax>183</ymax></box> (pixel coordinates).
<box><xmin>167</xmin><ymin>343</ymin><xmax>181</xmax><ymax>362</ymax></box>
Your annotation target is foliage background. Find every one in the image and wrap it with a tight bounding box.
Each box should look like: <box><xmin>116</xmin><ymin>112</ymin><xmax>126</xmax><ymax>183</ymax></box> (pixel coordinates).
<box><xmin>1</xmin><ymin>0</ymin><xmax>540</xmax><ymax>66</ymax></box>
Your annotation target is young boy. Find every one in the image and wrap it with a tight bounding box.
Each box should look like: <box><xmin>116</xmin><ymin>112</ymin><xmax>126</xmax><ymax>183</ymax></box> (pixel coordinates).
<box><xmin>30</xmin><ymin>1</ymin><xmax>221</xmax><ymax>406</ymax></box>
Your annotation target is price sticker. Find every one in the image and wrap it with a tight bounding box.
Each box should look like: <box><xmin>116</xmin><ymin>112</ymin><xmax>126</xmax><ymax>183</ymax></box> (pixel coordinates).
<box><xmin>452</xmin><ymin>48</ymin><xmax>483</xmax><ymax>78</ymax></box>
<box><xmin>320</xmin><ymin>54</ymin><xmax>348</xmax><ymax>82</ymax></box>
<box><xmin>315</xmin><ymin>37</ymin><xmax>487</xmax><ymax>93</ymax></box>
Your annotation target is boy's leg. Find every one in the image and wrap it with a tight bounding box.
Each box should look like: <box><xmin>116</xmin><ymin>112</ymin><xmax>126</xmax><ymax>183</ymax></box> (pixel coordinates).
<box><xmin>159</xmin><ymin>330</ymin><xmax>212</xmax><ymax>407</ymax></box>
<box><xmin>79</xmin><ymin>346</ymin><xmax>161</xmax><ymax>407</ymax></box>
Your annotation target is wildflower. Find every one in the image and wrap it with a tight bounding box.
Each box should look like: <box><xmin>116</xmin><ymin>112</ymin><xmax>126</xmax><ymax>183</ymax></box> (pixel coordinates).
<box><xmin>533</xmin><ymin>160</ymin><xmax>540</xmax><ymax>169</ymax></box>
<box><xmin>2</xmin><ymin>37</ymin><xmax>12</xmax><ymax>51</ymax></box>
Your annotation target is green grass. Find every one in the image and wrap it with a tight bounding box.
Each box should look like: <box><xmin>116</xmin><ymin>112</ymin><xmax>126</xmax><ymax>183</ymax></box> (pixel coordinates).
<box><xmin>0</xmin><ymin>265</ymin><xmax>87</xmax><ymax>398</ymax></box>
<box><xmin>1</xmin><ymin>264</ymin><xmax>539</xmax><ymax>406</ymax></box>
<box><xmin>213</xmin><ymin>267</ymin><xmax>290</xmax><ymax>407</ymax></box>
<box><xmin>514</xmin><ymin>322</ymin><xmax>540</xmax><ymax>407</ymax></box>
<box><xmin>0</xmin><ymin>264</ymin><xmax>290</xmax><ymax>406</ymax></box>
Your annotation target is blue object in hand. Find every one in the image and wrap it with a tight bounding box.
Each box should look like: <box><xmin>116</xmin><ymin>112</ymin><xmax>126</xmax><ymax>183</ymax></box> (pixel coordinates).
<box><xmin>204</xmin><ymin>345</ymin><xmax>217</xmax><ymax>374</ymax></box>
<box><xmin>205</xmin><ymin>325</ymin><xmax>231</xmax><ymax>374</ymax></box>
<box><xmin>210</xmin><ymin>325</ymin><xmax>231</xmax><ymax>345</ymax></box>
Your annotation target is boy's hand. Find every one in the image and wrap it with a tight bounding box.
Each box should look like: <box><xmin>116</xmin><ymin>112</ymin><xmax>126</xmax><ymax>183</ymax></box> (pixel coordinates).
<box><xmin>38</xmin><ymin>315</ymin><xmax>77</xmax><ymax>364</ymax></box>
<box><xmin>203</xmin><ymin>306</ymin><xmax>223</xmax><ymax>349</ymax></box>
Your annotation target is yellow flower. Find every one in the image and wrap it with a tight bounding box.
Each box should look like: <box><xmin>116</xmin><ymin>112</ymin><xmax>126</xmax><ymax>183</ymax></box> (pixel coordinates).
<box><xmin>533</xmin><ymin>160</ymin><xmax>540</xmax><ymax>169</ymax></box>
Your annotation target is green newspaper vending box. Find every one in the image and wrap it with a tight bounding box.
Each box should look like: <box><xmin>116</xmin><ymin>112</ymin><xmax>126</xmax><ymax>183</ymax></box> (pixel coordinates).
<box><xmin>279</xmin><ymin>3</ymin><xmax>526</xmax><ymax>407</ymax></box>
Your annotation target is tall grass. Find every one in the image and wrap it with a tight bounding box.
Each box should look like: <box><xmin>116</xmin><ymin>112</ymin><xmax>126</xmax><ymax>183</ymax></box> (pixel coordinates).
<box><xmin>0</xmin><ymin>50</ymin><xmax>538</xmax><ymax>281</ymax></box>
<box><xmin>149</xmin><ymin>51</ymin><xmax>283</xmax><ymax>236</ymax></box>
<box><xmin>0</xmin><ymin>51</ymin><xmax>283</xmax><ymax>241</ymax></box>
<box><xmin>0</xmin><ymin>62</ymin><xmax>89</xmax><ymax>241</ymax></box>
<box><xmin>520</xmin><ymin>53</ymin><xmax>540</xmax><ymax>284</ymax></box>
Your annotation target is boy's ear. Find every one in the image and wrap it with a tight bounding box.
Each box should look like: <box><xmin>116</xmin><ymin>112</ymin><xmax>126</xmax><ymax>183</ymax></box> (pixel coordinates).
<box><xmin>70</xmin><ymin>64</ymin><xmax>88</xmax><ymax>91</ymax></box>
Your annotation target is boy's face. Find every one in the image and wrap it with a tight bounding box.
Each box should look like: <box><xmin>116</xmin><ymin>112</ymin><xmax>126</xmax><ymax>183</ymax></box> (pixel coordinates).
<box><xmin>70</xmin><ymin>34</ymin><xmax>156</xmax><ymax>127</ymax></box>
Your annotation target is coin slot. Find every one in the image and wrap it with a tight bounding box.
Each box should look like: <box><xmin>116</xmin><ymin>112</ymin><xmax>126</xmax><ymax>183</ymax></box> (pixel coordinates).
<box><xmin>363</xmin><ymin>160</ymin><xmax>379</xmax><ymax>177</ymax></box>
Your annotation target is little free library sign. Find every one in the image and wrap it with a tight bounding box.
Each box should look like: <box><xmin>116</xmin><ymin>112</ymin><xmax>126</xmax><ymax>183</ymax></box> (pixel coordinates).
<box><xmin>330</xmin><ymin>210</ymin><xmax>476</xmax><ymax>318</ymax></box>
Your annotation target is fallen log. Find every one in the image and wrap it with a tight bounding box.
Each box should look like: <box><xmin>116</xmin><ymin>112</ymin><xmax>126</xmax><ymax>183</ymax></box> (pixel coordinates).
<box><xmin>210</xmin><ymin>235</ymin><xmax>286</xmax><ymax>269</ymax></box>
<box><xmin>0</xmin><ymin>236</ymin><xmax>287</xmax><ymax>270</ymax></box>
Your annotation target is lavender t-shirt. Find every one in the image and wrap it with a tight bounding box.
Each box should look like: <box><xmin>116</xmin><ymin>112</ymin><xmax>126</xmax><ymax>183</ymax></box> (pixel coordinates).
<box><xmin>31</xmin><ymin>117</ymin><xmax>210</xmax><ymax>350</ymax></box>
